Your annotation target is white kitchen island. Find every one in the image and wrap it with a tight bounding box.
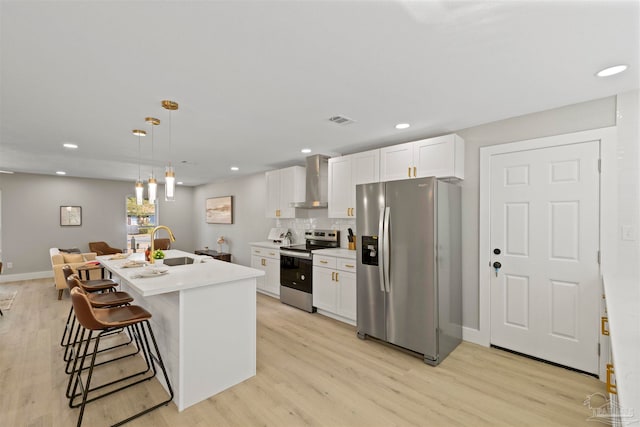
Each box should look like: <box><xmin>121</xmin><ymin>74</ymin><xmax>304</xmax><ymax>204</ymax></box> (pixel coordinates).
<box><xmin>98</xmin><ymin>250</ymin><xmax>264</xmax><ymax>411</ymax></box>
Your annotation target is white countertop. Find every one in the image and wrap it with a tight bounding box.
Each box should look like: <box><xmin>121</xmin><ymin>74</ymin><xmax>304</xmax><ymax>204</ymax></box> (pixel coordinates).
<box><xmin>312</xmin><ymin>248</ymin><xmax>357</xmax><ymax>260</ymax></box>
<box><xmin>603</xmin><ymin>273</ymin><xmax>640</xmax><ymax>418</ymax></box>
<box><xmin>249</xmin><ymin>241</ymin><xmax>286</xmax><ymax>249</ymax></box>
<box><xmin>99</xmin><ymin>250</ymin><xmax>264</xmax><ymax>297</ymax></box>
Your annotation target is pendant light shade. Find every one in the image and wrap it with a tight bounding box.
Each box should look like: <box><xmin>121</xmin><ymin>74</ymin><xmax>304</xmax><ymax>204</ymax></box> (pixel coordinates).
<box><xmin>135</xmin><ymin>180</ymin><xmax>144</xmax><ymax>205</ymax></box>
<box><xmin>162</xmin><ymin>100</ymin><xmax>179</xmax><ymax>202</ymax></box>
<box><xmin>145</xmin><ymin>117</ymin><xmax>160</xmax><ymax>205</ymax></box>
<box><xmin>165</xmin><ymin>166</ymin><xmax>175</xmax><ymax>200</ymax></box>
<box><xmin>132</xmin><ymin>129</ymin><xmax>146</xmax><ymax>205</ymax></box>
<box><xmin>148</xmin><ymin>176</ymin><xmax>157</xmax><ymax>204</ymax></box>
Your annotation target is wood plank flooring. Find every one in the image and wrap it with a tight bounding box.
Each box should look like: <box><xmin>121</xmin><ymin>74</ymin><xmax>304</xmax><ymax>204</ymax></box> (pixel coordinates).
<box><xmin>0</xmin><ymin>279</ymin><xmax>604</xmax><ymax>426</ymax></box>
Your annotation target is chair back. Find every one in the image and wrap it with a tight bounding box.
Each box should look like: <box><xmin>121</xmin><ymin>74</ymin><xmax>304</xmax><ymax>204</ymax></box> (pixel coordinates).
<box><xmin>66</xmin><ymin>274</ymin><xmax>82</xmax><ymax>291</ymax></box>
<box><xmin>62</xmin><ymin>264</ymin><xmax>74</xmax><ymax>281</ymax></box>
<box><xmin>70</xmin><ymin>287</ymin><xmax>105</xmax><ymax>330</ymax></box>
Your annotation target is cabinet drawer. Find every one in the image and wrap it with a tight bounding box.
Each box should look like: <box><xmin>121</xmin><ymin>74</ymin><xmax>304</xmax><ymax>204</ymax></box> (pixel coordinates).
<box><xmin>251</xmin><ymin>247</ymin><xmax>280</xmax><ymax>259</ymax></box>
<box><xmin>314</xmin><ymin>255</ymin><xmax>336</xmax><ymax>269</ymax></box>
<box><xmin>337</xmin><ymin>259</ymin><xmax>356</xmax><ymax>272</ymax></box>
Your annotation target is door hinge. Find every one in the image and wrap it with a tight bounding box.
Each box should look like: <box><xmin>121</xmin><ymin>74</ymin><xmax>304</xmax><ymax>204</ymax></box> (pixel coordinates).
<box><xmin>598</xmin><ymin>343</ymin><xmax>601</xmax><ymax>357</ymax></box>
<box><xmin>598</xmin><ymin>159</ymin><xmax>601</xmax><ymax>173</ymax></box>
<box><xmin>597</xmin><ymin>250</ymin><xmax>601</xmax><ymax>264</ymax></box>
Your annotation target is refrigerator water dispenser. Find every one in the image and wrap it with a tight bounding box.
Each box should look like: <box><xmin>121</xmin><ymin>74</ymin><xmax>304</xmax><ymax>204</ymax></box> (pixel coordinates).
<box><xmin>361</xmin><ymin>235</ymin><xmax>379</xmax><ymax>266</ymax></box>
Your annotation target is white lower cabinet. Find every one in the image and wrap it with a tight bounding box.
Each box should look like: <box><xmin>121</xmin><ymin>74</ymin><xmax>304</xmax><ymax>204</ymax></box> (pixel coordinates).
<box><xmin>250</xmin><ymin>246</ymin><xmax>280</xmax><ymax>297</ymax></box>
<box><xmin>313</xmin><ymin>254</ymin><xmax>356</xmax><ymax>324</ymax></box>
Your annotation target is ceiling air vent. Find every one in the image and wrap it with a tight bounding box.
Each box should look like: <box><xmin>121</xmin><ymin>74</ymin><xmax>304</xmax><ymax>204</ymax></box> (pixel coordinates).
<box><xmin>328</xmin><ymin>115</ymin><xmax>355</xmax><ymax>125</ymax></box>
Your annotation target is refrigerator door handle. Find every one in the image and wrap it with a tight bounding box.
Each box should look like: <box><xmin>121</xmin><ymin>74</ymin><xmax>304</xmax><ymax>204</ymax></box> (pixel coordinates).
<box><xmin>378</xmin><ymin>207</ymin><xmax>386</xmax><ymax>292</ymax></box>
<box><xmin>383</xmin><ymin>206</ymin><xmax>391</xmax><ymax>292</ymax></box>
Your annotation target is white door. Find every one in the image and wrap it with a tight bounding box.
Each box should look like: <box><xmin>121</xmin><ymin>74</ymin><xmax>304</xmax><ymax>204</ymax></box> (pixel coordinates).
<box><xmin>490</xmin><ymin>141</ymin><xmax>600</xmax><ymax>374</ymax></box>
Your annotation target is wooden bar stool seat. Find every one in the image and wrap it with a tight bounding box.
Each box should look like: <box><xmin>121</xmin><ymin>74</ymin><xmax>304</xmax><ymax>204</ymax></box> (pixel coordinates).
<box><xmin>67</xmin><ymin>287</ymin><xmax>173</xmax><ymax>427</ymax></box>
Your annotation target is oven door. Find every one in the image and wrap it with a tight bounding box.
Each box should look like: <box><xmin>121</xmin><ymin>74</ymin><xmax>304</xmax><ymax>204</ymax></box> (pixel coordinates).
<box><xmin>280</xmin><ymin>251</ymin><xmax>313</xmax><ymax>294</ymax></box>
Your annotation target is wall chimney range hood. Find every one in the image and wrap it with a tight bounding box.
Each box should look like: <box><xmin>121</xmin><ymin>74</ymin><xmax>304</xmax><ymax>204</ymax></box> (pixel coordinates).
<box><xmin>291</xmin><ymin>154</ymin><xmax>329</xmax><ymax>209</ymax></box>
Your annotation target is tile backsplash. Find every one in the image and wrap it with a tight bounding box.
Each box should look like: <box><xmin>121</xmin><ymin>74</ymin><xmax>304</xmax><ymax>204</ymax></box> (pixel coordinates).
<box><xmin>275</xmin><ymin>210</ymin><xmax>356</xmax><ymax>248</ymax></box>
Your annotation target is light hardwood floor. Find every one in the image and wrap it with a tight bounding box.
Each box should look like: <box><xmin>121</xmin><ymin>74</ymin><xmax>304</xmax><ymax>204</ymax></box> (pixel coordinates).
<box><xmin>0</xmin><ymin>278</ymin><xmax>604</xmax><ymax>426</ymax></box>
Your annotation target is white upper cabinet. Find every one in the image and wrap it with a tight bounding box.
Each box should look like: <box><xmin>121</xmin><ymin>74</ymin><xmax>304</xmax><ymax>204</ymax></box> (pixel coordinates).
<box><xmin>380</xmin><ymin>134</ymin><xmax>464</xmax><ymax>181</ymax></box>
<box><xmin>265</xmin><ymin>166</ymin><xmax>306</xmax><ymax>218</ymax></box>
<box><xmin>328</xmin><ymin>149</ymin><xmax>380</xmax><ymax>218</ymax></box>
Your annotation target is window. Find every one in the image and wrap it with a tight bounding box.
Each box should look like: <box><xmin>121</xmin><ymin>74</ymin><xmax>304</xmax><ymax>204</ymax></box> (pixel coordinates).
<box><xmin>126</xmin><ymin>197</ymin><xmax>157</xmax><ymax>253</ymax></box>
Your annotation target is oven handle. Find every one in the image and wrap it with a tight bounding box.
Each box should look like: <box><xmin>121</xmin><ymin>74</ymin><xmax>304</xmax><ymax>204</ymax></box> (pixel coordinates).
<box><xmin>280</xmin><ymin>250</ymin><xmax>313</xmax><ymax>260</ymax></box>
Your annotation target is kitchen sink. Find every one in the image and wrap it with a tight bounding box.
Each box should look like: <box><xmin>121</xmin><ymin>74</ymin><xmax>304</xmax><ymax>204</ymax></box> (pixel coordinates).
<box><xmin>163</xmin><ymin>257</ymin><xmax>195</xmax><ymax>267</ymax></box>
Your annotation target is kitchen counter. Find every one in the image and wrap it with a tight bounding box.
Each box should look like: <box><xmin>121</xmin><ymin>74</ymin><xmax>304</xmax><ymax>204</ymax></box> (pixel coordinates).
<box><xmin>99</xmin><ymin>250</ymin><xmax>264</xmax><ymax>412</ymax></box>
<box><xmin>249</xmin><ymin>241</ymin><xmax>286</xmax><ymax>250</ymax></box>
<box><xmin>602</xmin><ymin>274</ymin><xmax>640</xmax><ymax>420</ymax></box>
<box><xmin>312</xmin><ymin>248</ymin><xmax>357</xmax><ymax>260</ymax></box>
<box><xmin>100</xmin><ymin>250</ymin><xmax>262</xmax><ymax>296</ymax></box>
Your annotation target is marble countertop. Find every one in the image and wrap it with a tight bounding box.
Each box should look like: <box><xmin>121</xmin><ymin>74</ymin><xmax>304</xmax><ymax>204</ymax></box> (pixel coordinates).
<box><xmin>99</xmin><ymin>250</ymin><xmax>264</xmax><ymax>297</ymax></box>
<box><xmin>312</xmin><ymin>248</ymin><xmax>357</xmax><ymax>260</ymax></box>
<box><xmin>603</xmin><ymin>273</ymin><xmax>640</xmax><ymax>416</ymax></box>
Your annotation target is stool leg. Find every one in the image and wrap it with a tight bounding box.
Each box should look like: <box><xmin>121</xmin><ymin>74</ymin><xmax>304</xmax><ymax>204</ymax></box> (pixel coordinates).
<box><xmin>60</xmin><ymin>306</ymin><xmax>74</xmax><ymax>347</ymax></box>
<box><xmin>111</xmin><ymin>320</ymin><xmax>174</xmax><ymax>427</ymax></box>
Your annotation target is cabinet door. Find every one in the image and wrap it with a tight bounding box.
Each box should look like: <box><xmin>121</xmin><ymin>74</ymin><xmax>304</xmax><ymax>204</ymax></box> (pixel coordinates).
<box><xmin>265</xmin><ymin>170</ymin><xmax>281</xmax><ymax>218</ymax></box>
<box><xmin>380</xmin><ymin>141</ymin><xmax>414</xmax><ymax>182</ymax></box>
<box><xmin>251</xmin><ymin>254</ymin><xmax>267</xmax><ymax>292</ymax></box>
<box><xmin>350</xmin><ymin>149</ymin><xmax>380</xmax><ymax>216</ymax></box>
<box><xmin>313</xmin><ymin>266</ymin><xmax>337</xmax><ymax>312</ymax></box>
<box><xmin>413</xmin><ymin>134</ymin><xmax>464</xmax><ymax>179</ymax></box>
<box><xmin>328</xmin><ymin>156</ymin><xmax>353</xmax><ymax>218</ymax></box>
<box><xmin>279</xmin><ymin>166</ymin><xmax>306</xmax><ymax>218</ymax></box>
<box><xmin>337</xmin><ymin>271</ymin><xmax>356</xmax><ymax>321</ymax></box>
<box><xmin>264</xmin><ymin>257</ymin><xmax>281</xmax><ymax>296</ymax></box>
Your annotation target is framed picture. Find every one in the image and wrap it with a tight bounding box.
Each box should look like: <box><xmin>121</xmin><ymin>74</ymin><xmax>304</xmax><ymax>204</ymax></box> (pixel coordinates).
<box><xmin>60</xmin><ymin>206</ymin><xmax>82</xmax><ymax>226</ymax></box>
<box><xmin>206</xmin><ymin>196</ymin><xmax>233</xmax><ymax>224</ymax></box>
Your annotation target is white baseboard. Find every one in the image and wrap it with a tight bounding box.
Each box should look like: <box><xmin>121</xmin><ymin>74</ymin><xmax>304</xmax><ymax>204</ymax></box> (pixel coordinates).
<box><xmin>463</xmin><ymin>326</ymin><xmax>489</xmax><ymax>347</ymax></box>
<box><xmin>0</xmin><ymin>270</ymin><xmax>53</xmax><ymax>283</ymax></box>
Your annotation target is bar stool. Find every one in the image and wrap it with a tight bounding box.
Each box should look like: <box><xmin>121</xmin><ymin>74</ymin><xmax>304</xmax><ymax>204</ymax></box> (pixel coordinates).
<box><xmin>61</xmin><ymin>265</ymin><xmax>118</xmax><ymax>349</ymax></box>
<box><xmin>67</xmin><ymin>286</ymin><xmax>173</xmax><ymax>427</ymax></box>
<box><xmin>63</xmin><ymin>275</ymin><xmax>136</xmax><ymax>370</ymax></box>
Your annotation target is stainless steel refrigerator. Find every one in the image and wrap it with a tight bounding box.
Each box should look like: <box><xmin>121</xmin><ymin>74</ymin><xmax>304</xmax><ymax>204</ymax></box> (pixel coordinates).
<box><xmin>356</xmin><ymin>177</ymin><xmax>462</xmax><ymax>365</ymax></box>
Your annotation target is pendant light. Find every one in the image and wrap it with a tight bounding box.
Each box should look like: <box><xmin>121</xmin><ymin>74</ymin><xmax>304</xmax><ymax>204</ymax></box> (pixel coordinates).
<box><xmin>145</xmin><ymin>117</ymin><xmax>160</xmax><ymax>204</ymax></box>
<box><xmin>132</xmin><ymin>129</ymin><xmax>147</xmax><ymax>205</ymax></box>
<box><xmin>162</xmin><ymin>100</ymin><xmax>178</xmax><ymax>202</ymax></box>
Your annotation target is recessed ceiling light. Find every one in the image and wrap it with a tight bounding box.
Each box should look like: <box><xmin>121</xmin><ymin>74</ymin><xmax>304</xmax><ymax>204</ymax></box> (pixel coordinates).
<box><xmin>56</xmin><ymin>171</ymin><xmax>66</xmax><ymax>175</ymax></box>
<box><xmin>230</xmin><ymin>166</ymin><xmax>239</xmax><ymax>171</ymax></box>
<box><xmin>0</xmin><ymin>170</ymin><xmax>14</xmax><ymax>174</ymax></box>
<box><xmin>395</xmin><ymin>123</ymin><xmax>410</xmax><ymax>130</ymax></box>
<box><xmin>301</xmin><ymin>148</ymin><xmax>312</xmax><ymax>154</ymax></box>
<box><xmin>177</xmin><ymin>181</ymin><xmax>183</xmax><ymax>185</ymax></box>
<box><xmin>63</xmin><ymin>143</ymin><xmax>78</xmax><ymax>149</ymax></box>
<box><xmin>596</xmin><ymin>65</ymin><xmax>628</xmax><ymax>77</ymax></box>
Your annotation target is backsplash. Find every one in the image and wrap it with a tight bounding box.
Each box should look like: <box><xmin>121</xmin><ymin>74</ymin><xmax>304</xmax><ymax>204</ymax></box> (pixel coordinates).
<box><xmin>274</xmin><ymin>210</ymin><xmax>356</xmax><ymax>248</ymax></box>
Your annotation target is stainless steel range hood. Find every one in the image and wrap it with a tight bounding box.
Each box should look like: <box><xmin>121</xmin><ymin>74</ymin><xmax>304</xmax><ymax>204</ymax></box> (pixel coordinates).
<box><xmin>291</xmin><ymin>154</ymin><xmax>329</xmax><ymax>209</ymax></box>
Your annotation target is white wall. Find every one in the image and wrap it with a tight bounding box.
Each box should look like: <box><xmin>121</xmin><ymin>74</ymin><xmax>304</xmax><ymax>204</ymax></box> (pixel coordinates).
<box><xmin>0</xmin><ymin>173</ymin><xmax>194</xmax><ymax>277</ymax></box>
<box><xmin>193</xmin><ymin>173</ymin><xmax>273</xmax><ymax>267</ymax></box>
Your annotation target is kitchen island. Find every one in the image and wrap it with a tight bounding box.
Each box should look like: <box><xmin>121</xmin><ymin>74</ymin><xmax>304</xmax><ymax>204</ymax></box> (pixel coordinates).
<box><xmin>99</xmin><ymin>250</ymin><xmax>264</xmax><ymax>411</ymax></box>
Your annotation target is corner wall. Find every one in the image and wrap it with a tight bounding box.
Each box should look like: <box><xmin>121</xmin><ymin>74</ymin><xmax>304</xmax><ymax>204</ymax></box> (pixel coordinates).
<box><xmin>0</xmin><ymin>173</ymin><xmax>194</xmax><ymax>279</ymax></box>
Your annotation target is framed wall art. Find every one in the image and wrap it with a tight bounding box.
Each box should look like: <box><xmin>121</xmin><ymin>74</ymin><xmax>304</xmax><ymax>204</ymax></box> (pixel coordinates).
<box><xmin>60</xmin><ymin>206</ymin><xmax>82</xmax><ymax>226</ymax></box>
<box><xmin>206</xmin><ymin>196</ymin><xmax>233</xmax><ymax>224</ymax></box>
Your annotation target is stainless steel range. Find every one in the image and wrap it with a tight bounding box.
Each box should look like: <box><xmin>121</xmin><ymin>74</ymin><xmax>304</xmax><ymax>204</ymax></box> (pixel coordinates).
<box><xmin>279</xmin><ymin>229</ymin><xmax>339</xmax><ymax>312</ymax></box>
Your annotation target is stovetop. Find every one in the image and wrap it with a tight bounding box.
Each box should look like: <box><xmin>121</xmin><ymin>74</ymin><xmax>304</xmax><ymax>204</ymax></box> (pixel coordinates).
<box><xmin>279</xmin><ymin>229</ymin><xmax>340</xmax><ymax>253</ymax></box>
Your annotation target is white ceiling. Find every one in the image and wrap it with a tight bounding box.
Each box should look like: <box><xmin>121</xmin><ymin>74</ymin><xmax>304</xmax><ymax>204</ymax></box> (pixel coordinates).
<box><xmin>1</xmin><ymin>0</ymin><xmax>638</xmax><ymax>186</ymax></box>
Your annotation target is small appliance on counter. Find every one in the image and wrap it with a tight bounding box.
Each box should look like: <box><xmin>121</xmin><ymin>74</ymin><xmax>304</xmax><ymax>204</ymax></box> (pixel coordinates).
<box><xmin>267</xmin><ymin>227</ymin><xmax>289</xmax><ymax>243</ymax></box>
<box><xmin>279</xmin><ymin>229</ymin><xmax>339</xmax><ymax>313</ymax></box>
